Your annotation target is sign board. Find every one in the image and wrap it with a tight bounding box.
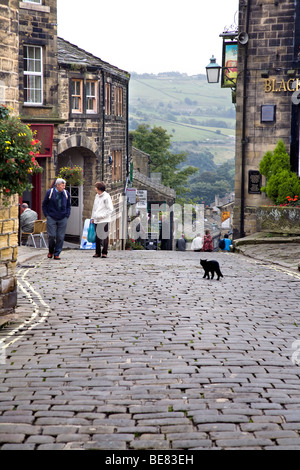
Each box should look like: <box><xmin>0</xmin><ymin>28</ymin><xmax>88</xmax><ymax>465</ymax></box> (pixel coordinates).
<box><xmin>248</xmin><ymin>170</ymin><xmax>261</xmax><ymax>194</ymax></box>
<box><xmin>126</xmin><ymin>188</ymin><xmax>136</xmax><ymax>204</ymax></box>
<box><xmin>80</xmin><ymin>219</ymin><xmax>96</xmax><ymax>250</ymax></box>
<box><xmin>136</xmin><ymin>190</ymin><xmax>147</xmax><ymax>208</ymax></box>
<box><xmin>221</xmin><ymin>211</ymin><xmax>230</xmax><ymax>223</ymax></box>
<box><xmin>221</xmin><ymin>42</ymin><xmax>237</xmax><ymax>88</ymax></box>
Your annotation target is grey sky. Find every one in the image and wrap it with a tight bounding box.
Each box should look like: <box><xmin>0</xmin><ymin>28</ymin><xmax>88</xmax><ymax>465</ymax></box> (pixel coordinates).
<box><xmin>57</xmin><ymin>0</ymin><xmax>238</xmax><ymax>76</ymax></box>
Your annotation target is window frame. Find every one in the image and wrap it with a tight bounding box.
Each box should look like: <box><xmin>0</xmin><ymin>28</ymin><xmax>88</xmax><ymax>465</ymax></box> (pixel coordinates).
<box><xmin>115</xmin><ymin>86</ymin><xmax>123</xmax><ymax>117</ymax></box>
<box><xmin>23</xmin><ymin>45</ymin><xmax>43</xmax><ymax>106</ymax></box>
<box><xmin>112</xmin><ymin>150</ymin><xmax>122</xmax><ymax>182</ymax></box>
<box><xmin>24</xmin><ymin>0</ymin><xmax>42</xmax><ymax>3</ymax></box>
<box><xmin>86</xmin><ymin>80</ymin><xmax>98</xmax><ymax>114</ymax></box>
<box><xmin>71</xmin><ymin>79</ymin><xmax>83</xmax><ymax>114</ymax></box>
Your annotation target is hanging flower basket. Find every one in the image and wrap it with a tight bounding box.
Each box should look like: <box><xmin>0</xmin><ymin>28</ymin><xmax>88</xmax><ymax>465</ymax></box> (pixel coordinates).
<box><xmin>57</xmin><ymin>165</ymin><xmax>84</xmax><ymax>186</ymax></box>
<box><xmin>0</xmin><ymin>105</ymin><xmax>42</xmax><ymax>205</ymax></box>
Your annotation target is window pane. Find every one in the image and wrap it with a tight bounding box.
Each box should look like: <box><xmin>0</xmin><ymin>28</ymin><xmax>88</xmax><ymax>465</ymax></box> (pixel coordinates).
<box><xmin>73</xmin><ymin>97</ymin><xmax>79</xmax><ymax>110</ymax></box>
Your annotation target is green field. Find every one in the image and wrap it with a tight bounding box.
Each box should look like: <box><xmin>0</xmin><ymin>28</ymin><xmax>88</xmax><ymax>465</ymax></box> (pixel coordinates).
<box><xmin>129</xmin><ymin>73</ymin><xmax>236</xmax><ymax>164</ymax></box>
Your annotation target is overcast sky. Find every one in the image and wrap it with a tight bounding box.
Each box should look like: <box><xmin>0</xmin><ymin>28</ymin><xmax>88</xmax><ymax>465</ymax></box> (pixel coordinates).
<box><xmin>57</xmin><ymin>0</ymin><xmax>238</xmax><ymax>76</ymax></box>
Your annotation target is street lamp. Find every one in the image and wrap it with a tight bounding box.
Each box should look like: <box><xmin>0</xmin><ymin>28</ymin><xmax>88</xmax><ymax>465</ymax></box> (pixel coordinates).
<box><xmin>205</xmin><ymin>55</ymin><xmax>221</xmax><ymax>84</ymax></box>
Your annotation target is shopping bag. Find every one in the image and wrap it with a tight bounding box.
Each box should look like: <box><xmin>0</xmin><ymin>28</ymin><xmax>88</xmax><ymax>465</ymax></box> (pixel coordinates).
<box><xmin>87</xmin><ymin>220</ymin><xmax>96</xmax><ymax>243</ymax></box>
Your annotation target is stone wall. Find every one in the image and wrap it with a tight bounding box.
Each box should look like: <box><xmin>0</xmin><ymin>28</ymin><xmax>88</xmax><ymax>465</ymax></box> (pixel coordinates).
<box><xmin>0</xmin><ymin>0</ymin><xmax>19</xmax><ymax>317</ymax></box>
<box><xmin>234</xmin><ymin>0</ymin><xmax>296</xmax><ymax>238</ymax></box>
<box><xmin>0</xmin><ymin>0</ymin><xmax>19</xmax><ymax>108</ymax></box>
<box><xmin>256</xmin><ymin>206</ymin><xmax>300</xmax><ymax>234</ymax></box>
<box><xmin>0</xmin><ymin>197</ymin><xmax>19</xmax><ymax>317</ymax></box>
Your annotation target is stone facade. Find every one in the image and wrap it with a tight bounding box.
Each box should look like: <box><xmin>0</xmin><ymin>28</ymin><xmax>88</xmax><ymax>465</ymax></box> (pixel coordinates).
<box><xmin>0</xmin><ymin>196</ymin><xmax>19</xmax><ymax>317</ymax></box>
<box><xmin>0</xmin><ymin>0</ymin><xmax>19</xmax><ymax>109</ymax></box>
<box><xmin>17</xmin><ymin>2</ymin><xmax>129</xmax><ymax>246</ymax></box>
<box><xmin>0</xmin><ymin>0</ymin><xmax>19</xmax><ymax>317</ymax></box>
<box><xmin>0</xmin><ymin>0</ymin><xmax>130</xmax><ymax>317</ymax></box>
<box><xmin>234</xmin><ymin>0</ymin><xmax>299</xmax><ymax>238</ymax></box>
<box><xmin>56</xmin><ymin>38</ymin><xmax>130</xmax><ymax>245</ymax></box>
<box><xmin>18</xmin><ymin>0</ymin><xmax>60</xmax><ymax>204</ymax></box>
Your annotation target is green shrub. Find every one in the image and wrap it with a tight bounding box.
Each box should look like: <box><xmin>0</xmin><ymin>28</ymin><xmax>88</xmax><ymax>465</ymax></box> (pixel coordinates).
<box><xmin>259</xmin><ymin>140</ymin><xmax>300</xmax><ymax>205</ymax></box>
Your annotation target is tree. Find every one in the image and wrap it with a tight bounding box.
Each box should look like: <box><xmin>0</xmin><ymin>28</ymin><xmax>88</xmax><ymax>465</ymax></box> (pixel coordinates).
<box><xmin>259</xmin><ymin>140</ymin><xmax>300</xmax><ymax>205</ymax></box>
<box><xmin>130</xmin><ymin>124</ymin><xmax>198</xmax><ymax>197</ymax></box>
<box><xmin>187</xmin><ymin>160</ymin><xmax>235</xmax><ymax>206</ymax></box>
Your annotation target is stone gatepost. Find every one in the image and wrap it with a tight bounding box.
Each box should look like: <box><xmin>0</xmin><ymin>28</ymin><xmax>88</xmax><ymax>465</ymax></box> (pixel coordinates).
<box><xmin>0</xmin><ymin>196</ymin><xmax>18</xmax><ymax>320</ymax></box>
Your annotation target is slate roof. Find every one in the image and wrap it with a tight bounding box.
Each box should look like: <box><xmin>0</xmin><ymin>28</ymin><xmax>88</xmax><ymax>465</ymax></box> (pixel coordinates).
<box><xmin>133</xmin><ymin>170</ymin><xmax>176</xmax><ymax>202</ymax></box>
<box><xmin>57</xmin><ymin>37</ymin><xmax>129</xmax><ymax>80</ymax></box>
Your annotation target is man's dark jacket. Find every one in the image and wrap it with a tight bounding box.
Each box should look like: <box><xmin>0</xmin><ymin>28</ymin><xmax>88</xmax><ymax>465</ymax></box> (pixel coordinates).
<box><xmin>42</xmin><ymin>188</ymin><xmax>71</xmax><ymax>221</ymax></box>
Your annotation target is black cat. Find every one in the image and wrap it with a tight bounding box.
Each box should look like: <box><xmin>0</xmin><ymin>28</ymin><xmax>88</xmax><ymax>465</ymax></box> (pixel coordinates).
<box><xmin>200</xmin><ymin>259</ymin><xmax>223</xmax><ymax>280</ymax></box>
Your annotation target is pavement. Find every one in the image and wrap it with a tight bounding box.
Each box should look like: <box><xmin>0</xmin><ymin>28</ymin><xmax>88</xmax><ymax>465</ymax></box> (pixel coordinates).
<box><xmin>0</xmin><ymin>234</ymin><xmax>300</xmax><ymax>451</ymax></box>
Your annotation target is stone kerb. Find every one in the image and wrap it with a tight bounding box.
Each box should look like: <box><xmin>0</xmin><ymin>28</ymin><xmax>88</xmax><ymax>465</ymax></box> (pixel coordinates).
<box><xmin>0</xmin><ymin>195</ymin><xmax>18</xmax><ymax>317</ymax></box>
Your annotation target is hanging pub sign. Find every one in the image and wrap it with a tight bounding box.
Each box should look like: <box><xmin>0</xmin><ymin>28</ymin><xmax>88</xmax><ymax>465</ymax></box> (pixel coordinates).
<box><xmin>28</xmin><ymin>123</ymin><xmax>54</xmax><ymax>157</ymax></box>
<box><xmin>221</xmin><ymin>41</ymin><xmax>238</xmax><ymax>88</ymax></box>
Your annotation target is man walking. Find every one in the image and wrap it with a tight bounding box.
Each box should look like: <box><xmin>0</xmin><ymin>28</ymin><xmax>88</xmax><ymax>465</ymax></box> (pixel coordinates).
<box><xmin>42</xmin><ymin>178</ymin><xmax>71</xmax><ymax>260</ymax></box>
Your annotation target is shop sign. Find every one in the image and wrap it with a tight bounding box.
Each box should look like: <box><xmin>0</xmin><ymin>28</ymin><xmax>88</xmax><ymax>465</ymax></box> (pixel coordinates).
<box><xmin>264</xmin><ymin>77</ymin><xmax>300</xmax><ymax>93</ymax></box>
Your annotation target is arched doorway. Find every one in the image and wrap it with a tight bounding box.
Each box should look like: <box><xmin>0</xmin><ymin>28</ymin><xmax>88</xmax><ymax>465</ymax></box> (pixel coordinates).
<box><xmin>57</xmin><ymin>148</ymin><xmax>83</xmax><ymax>238</ymax></box>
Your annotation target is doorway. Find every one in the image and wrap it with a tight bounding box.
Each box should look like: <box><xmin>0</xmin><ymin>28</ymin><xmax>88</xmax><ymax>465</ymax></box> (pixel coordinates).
<box><xmin>66</xmin><ymin>184</ymin><xmax>83</xmax><ymax>237</ymax></box>
<box><xmin>57</xmin><ymin>150</ymin><xmax>84</xmax><ymax>238</ymax></box>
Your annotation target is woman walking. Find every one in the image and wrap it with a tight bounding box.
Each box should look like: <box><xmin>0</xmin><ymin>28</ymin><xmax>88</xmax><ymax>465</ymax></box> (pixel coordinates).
<box><xmin>91</xmin><ymin>182</ymin><xmax>114</xmax><ymax>258</ymax></box>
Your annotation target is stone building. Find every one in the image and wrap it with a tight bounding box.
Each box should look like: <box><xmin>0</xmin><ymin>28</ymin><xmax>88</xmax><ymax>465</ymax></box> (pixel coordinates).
<box><xmin>17</xmin><ymin>0</ymin><xmax>129</xmax><ymax>247</ymax></box>
<box><xmin>56</xmin><ymin>38</ymin><xmax>129</xmax><ymax>245</ymax></box>
<box><xmin>0</xmin><ymin>0</ymin><xmax>130</xmax><ymax>317</ymax></box>
<box><xmin>234</xmin><ymin>0</ymin><xmax>300</xmax><ymax>238</ymax></box>
<box><xmin>130</xmin><ymin>146</ymin><xmax>176</xmax><ymax>248</ymax></box>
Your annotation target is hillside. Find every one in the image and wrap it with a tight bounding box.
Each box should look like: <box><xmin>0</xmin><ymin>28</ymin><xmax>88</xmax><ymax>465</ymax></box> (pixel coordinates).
<box><xmin>129</xmin><ymin>72</ymin><xmax>236</xmax><ymax>166</ymax></box>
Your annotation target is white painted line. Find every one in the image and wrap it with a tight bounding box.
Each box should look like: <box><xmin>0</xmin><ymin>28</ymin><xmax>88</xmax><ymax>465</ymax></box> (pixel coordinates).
<box><xmin>0</xmin><ymin>266</ymin><xmax>50</xmax><ymax>353</ymax></box>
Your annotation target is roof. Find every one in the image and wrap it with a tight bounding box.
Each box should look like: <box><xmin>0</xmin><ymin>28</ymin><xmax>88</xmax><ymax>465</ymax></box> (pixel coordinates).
<box><xmin>57</xmin><ymin>37</ymin><xmax>130</xmax><ymax>80</ymax></box>
<box><xmin>133</xmin><ymin>170</ymin><xmax>176</xmax><ymax>202</ymax></box>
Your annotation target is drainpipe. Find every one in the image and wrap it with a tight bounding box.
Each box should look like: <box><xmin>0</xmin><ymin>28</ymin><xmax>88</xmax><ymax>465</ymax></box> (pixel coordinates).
<box><xmin>102</xmin><ymin>70</ymin><xmax>105</xmax><ymax>180</ymax></box>
<box><xmin>240</xmin><ymin>0</ymin><xmax>251</xmax><ymax>238</ymax></box>
<box><xmin>122</xmin><ymin>80</ymin><xmax>130</xmax><ymax>250</ymax></box>
<box><xmin>126</xmin><ymin>78</ymin><xmax>130</xmax><ymax>179</ymax></box>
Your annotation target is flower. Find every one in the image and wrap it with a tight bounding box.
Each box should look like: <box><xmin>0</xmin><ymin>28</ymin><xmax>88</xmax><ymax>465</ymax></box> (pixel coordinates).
<box><xmin>56</xmin><ymin>165</ymin><xmax>84</xmax><ymax>186</ymax></box>
<box><xmin>0</xmin><ymin>104</ymin><xmax>42</xmax><ymax>204</ymax></box>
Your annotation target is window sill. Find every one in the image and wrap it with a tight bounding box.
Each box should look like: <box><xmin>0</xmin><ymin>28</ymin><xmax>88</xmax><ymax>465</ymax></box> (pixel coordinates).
<box><xmin>23</xmin><ymin>103</ymin><xmax>46</xmax><ymax>107</ymax></box>
<box><xmin>19</xmin><ymin>2</ymin><xmax>51</xmax><ymax>13</ymax></box>
<box><xmin>70</xmin><ymin>112</ymin><xmax>101</xmax><ymax>119</ymax></box>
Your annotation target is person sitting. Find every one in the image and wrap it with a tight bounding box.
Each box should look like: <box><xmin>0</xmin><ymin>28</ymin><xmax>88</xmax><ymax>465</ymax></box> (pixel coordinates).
<box><xmin>20</xmin><ymin>203</ymin><xmax>38</xmax><ymax>231</ymax></box>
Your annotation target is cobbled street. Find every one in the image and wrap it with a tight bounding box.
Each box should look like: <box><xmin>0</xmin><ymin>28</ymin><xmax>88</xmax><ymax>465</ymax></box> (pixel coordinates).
<box><xmin>0</xmin><ymin>249</ymin><xmax>300</xmax><ymax>450</ymax></box>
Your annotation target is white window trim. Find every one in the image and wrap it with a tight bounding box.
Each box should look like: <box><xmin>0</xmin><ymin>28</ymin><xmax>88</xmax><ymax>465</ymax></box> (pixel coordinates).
<box><xmin>24</xmin><ymin>45</ymin><xmax>43</xmax><ymax>106</ymax></box>
<box><xmin>23</xmin><ymin>0</ymin><xmax>42</xmax><ymax>3</ymax></box>
<box><xmin>86</xmin><ymin>80</ymin><xmax>98</xmax><ymax>114</ymax></box>
<box><xmin>71</xmin><ymin>79</ymin><xmax>83</xmax><ymax>114</ymax></box>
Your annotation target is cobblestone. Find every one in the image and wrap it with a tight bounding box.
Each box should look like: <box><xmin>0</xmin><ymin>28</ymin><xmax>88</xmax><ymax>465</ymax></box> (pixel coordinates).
<box><xmin>0</xmin><ymin>248</ymin><xmax>300</xmax><ymax>450</ymax></box>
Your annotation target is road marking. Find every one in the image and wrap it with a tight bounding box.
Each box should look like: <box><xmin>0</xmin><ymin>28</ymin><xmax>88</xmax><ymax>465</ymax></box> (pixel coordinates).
<box><xmin>243</xmin><ymin>257</ymin><xmax>300</xmax><ymax>279</ymax></box>
<box><xmin>0</xmin><ymin>266</ymin><xmax>50</xmax><ymax>358</ymax></box>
